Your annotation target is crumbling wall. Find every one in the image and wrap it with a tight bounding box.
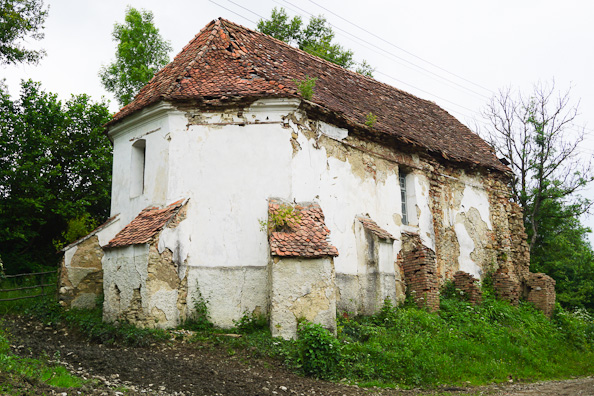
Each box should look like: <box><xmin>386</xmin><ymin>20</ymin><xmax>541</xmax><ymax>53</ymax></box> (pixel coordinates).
<box><xmin>269</xmin><ymin>256</ymin><xmax>337</xmax><ymax>340</ymax></box>
<box><xmin>398</xmin><ymin>232</ymin><xmax>439</xmax><ymax>311</ymax></box>
<box><xmin>103</xmin><ymin>206</ymin><xmax>190</xmax><ymax>328</ymax></box>
<box><xmin>58</xmin><ymin>236</ymin><xmax>104</xmax><ymax>309</ymax></box>
<box><xmin>453</xmin><ymin>270</ymin><xmax>482</xmax><ymax>305</ymax></box>
<box><xmin>526</xmin><ymin>273</ymin><xmax>556</xmax><ymax>317</ymax></box>
<box><xmin>353</xmin><ymin>217</ymin><xmax>397</xmax><ymax>315</ymax></box>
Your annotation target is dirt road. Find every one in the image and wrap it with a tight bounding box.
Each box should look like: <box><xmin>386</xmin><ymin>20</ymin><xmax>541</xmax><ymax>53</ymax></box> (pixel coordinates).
<box><xmin>3</xmin><ymin>316</ymin><xmax>593</xmax><ymax>396</ymax></box>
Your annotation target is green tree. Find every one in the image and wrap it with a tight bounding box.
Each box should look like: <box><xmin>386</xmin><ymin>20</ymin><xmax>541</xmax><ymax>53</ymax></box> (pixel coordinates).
<box><xmin>0</xmin><ymin>0</ymin><xmax>48</xmax><ymax>65</ymax></box>
<box><xmin>257</xmin><ymin>7</ymin><xmax>374</xmax><ymax>77</ymax></box>
<box><xmin>482</xmin><ymin>82</ymin><xmax>594</xmax><ymax>311</ymax></box>
<box><xmin>0</xmin><ymin>80</ymin><xmax>112</xmax><ymax>274</ymax></box>
<box><xmin>99</xmin><ymin>6</ymin><xmax>172</xmax><ymax>107</ymax></box>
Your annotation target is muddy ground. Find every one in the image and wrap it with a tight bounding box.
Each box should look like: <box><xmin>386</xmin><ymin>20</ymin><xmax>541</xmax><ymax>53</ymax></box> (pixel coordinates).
<box><xmin>2</xmin><ymin>316</ymin><xmax>593</xmax><ymax>396</ymax></box>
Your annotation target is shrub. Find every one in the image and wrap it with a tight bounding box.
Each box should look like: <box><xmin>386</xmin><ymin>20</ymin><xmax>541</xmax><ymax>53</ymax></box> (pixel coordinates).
<box><xmin>293</xmin><ymin>75</ymin><xmax>317</xmax><ymax>100</ymax></box>
<box><xmin>296</xmin><ymin>321</ymin><xmax>341</xmax><ymax>379</ymax></box>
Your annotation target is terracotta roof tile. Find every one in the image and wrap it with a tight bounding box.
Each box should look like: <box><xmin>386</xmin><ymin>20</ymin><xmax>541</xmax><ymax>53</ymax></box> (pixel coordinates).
<box><xmin>104</xmin><ymin>199</ymin><xmax>186</xmax><ymax>249</ymax></box>
<box><xmin>268</xmin><ymin>198</ymin><xmax>338</xmax><ymax>258</ymax></box>
<box><xmin>106</xmin><ymin>18</ymin><xmax>506</xmax><ymax>172</ymax></box>
<box><xmin>357</xmin><ymin>216</ymin><xmax>395</xmax><ymax>241</ymax></box>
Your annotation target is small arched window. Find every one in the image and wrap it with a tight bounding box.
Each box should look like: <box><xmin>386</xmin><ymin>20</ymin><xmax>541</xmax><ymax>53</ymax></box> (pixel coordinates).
<box><xmin>130</xmin><ymin>139</ymin><xmax>146</xmax><ymax>197</ymax></box>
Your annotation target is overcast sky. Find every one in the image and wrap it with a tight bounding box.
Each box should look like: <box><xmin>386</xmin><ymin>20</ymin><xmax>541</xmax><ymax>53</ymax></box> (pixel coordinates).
<box><xmin>3</xmin><ymin>0</ymin><xmax>593</xmax><ymax>242</ymax></box>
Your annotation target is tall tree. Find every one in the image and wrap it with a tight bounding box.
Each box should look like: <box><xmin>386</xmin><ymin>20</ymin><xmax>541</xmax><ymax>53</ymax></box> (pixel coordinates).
<box><xmin>482</xmin><ymin>82</ymin><xmax>592</xmax><ymax>250</ymax></box>
<box><xmin>482</xmin><ymin>82</ymin><xmax>594</xmax><ymax>311</ymax></box>
<box><xmin>257</xmin><ymin>7</ymin><xmax>374</xmax><ymax>77</ymax></box>
<box><xmin>0</xmin><ymin>80</ymin><xmax>112</xmax><ymax>274</ymax></box>
<box><xmin>0</xmin><ymin>0</ymin><xmax>48</xmax><ymax>65</ymax></box>
<box><xmin>99</xmin><ymin>6</ymin><xmax>172</xmax><ymax>107</ymax></box>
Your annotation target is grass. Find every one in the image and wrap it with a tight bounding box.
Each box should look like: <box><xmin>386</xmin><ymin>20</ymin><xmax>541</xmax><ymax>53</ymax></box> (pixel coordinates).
<box><xmin>209</xmin><ymin>292</ymin><xmax>594</xmax><ymax>389</ymax></box>
<box><xmin>23</xmin><ymin>299</ymin><xmax>170</xmax><ymax>347</ymax></box>
<box><xmin>0</xmin><ymin>324</ymin><xmax>85</xmax><ymax>393</ymax></box>
<box><xmin>0</xmin><ymin>273</ymin><xmax>57</xmax><ymax>315</ymax></box>
<box><xmin>2</xmin><ymin>275</ymin><xmax>593</xmax><ymax>391</ymax></box>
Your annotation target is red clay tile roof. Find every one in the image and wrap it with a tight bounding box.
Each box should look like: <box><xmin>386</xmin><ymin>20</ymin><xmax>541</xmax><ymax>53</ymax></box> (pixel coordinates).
<box><xmin>104</xmin><ymin>200</ymin><xmax>186</xmax><ymax>249</ymax></box>
<box><xmin>268</xmin><ymin>199</ymin><xmax>338</xmax><ymax>258</ymax></box>
<box><xmin>357</xmin><ymin>216</ymin><xmax>395</xmax><ymax>241</ymax></box>
<box><xmin>106</xmin><ymin>18</ymin><xmax>506</xmax><ymax>172</ymax></box>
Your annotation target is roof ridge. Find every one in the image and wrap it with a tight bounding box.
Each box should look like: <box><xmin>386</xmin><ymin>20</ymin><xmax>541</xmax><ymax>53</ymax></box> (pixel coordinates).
<box><xmin>216</xmin><ymin>18</ymin><xmax>454</xmax><ymax>123</ymax></box>
<box><xmin>162</xmin><ymin>19</ymin><xmax>222</xmax><ymax>98</ymax></box>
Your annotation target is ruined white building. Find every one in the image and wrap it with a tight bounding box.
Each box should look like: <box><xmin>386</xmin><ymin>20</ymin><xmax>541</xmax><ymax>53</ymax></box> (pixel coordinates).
<box><xmin>59</xmin><ymin>19</ymin><xmax>555</xmax><ymax>338</ymax></box>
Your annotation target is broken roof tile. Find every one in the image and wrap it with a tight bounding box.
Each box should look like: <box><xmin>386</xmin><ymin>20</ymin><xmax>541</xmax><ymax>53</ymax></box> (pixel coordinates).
<box><xmin>104</xmin><ymin>199</ymin><xmax>186</xmax><ymax>249</ymax></box>
<box><xmin>357</xmin><ymin>215</ymin><xmax>395</xmax><ymax>241</ymax></box>
<box><xmin>106</xmin><ymin>18</ymin><xmax>507</xmax><ymax>173</ymax></box>
<box><xmin>268</xmin><ymin>198</ymin><xmax>338</xmax><ymax>258</ymax></box>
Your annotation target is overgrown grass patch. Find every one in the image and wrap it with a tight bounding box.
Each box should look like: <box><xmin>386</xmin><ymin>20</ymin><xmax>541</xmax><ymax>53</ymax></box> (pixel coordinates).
<box><xmin>219</xmin><ymin>295</ymin><xmax>594</xmax><ymax>388</ymax></box>
<box><xmin>0</xmin><ymin>325</ymin><xmax>84</xmax><ymax>390</ymax></box>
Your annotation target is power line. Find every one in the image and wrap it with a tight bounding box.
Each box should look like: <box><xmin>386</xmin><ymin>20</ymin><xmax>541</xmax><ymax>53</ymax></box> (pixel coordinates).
<box><xmin>209</xmin><ymin>0</ymin><xmax>258</xmax><ymax>24</ymax></box>
<box><xmin>209</xmin><ymin>0</ymin><xmax>594</xmax><ymax>153</ymax></box>
<box><xmin>306</xmin><ymin>0</ymin><xmax>495</xmax><ymax>95</ymax></box>
<box><xmin>280</xmin><ymin>0</ymin><xmax>491</xmax><ymax>101</ymax></box>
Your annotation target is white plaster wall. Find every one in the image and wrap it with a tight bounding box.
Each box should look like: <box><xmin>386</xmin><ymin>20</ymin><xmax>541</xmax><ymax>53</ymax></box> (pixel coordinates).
<box><xmin>446</xmin><ymin>174</ymin><xmax>493</xmax><ymax>278</ymax></box>
<box><xmin>289</xmin><ymin>120</ymin><xmax>435</xmax><ymax>277</ymax></box>
<box><xmin>102</xmin><ymin>244</ymin><xmax>149</xmax><ymax>321</ymax></box>
<box><xmin>105</xmin><ymin>99</ymin><xmax>442</xmax><ymax>326</ymax></box>
<box><xmin>109</xmin><ymin>104</ymin><xmax>178</xmax><ymax>226</ymax></box>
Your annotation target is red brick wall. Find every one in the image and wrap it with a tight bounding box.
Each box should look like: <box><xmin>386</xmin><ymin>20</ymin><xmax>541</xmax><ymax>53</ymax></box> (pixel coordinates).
<box><xmin>453</xmin><ymin>271</ymin><xmax>482</xmax><ymax>305</ymax></box>
<box><xmin>526</xmin><ymin>273</ymin><xmax>556</xmax><ymax>317</ymax></box>
<box><xmin>399</xmin><ymin>233</ymin><xmax>439</xmax><ymax>311</ymax></box>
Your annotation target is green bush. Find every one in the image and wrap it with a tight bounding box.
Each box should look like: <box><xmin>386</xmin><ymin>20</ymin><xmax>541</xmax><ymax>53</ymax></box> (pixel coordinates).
<box><xmin>296</xmin><ymin>321</ymin><xmax>341</xmax><ymax>379</ymax></box>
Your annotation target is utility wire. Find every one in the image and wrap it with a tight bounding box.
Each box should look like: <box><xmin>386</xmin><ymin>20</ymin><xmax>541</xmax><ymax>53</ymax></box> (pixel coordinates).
<box><xmin>209</xmin><ymin>0</ymin><xmax>257</xmax><ymax>24</ymax></box>
<box><xmin>306</xmin><ymin>0</ymin><xmax>495</xmax><ymax>95</ymax></box>
<box><xmin>211</xmin><ymin>0</ymin><xmax>594</xmax><ymax>155</ymax></box>
<box><xmin>280</xmin><ymin>0</ymin><xmax>491</xmax><ymax>101</ymax></box>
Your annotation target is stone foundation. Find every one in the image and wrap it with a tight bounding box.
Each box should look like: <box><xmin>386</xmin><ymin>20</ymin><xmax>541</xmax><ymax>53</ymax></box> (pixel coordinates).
<box><xmin>58</xmin><ymin>236</ymin><xmax>104</xmax><ymax>309</ymax></box>
<box><xmin>269</xmin><ymin>257</ymin><xmax>337</xmax><ymax>339</ymax></box>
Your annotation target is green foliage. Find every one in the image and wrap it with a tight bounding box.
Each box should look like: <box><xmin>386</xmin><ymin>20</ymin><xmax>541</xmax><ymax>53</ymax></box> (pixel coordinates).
<box><xmin>292</xmin><ymin>75</ymin><xmax>317</xmax><ymax>101</ymax></box>
<box><xmin>230</xmin><ymin>294</ymin><xmax>594</xmax><ymax>387</ymax></box>
<box><xmin>0</xmin><ymin>273</ymin><xmax>57</xmax><ymax>314</ymax></box>
<box><xmin>0</xmin><ymin>80</ymin><xmax>112</xmax><ymax>274</ymax></box>
<box><xmin>296</xmin><ymin>321</ymin><xmax>341</xmax><ymax>379</ymax></box>
<box><xmin>365</xmin><ymin>112</ymin><xmax>377</xmax><ymax>128</ymax></box>
<box><xmin>483</xmin><ymin>83</ymin><xmax>594</xmax><ymax>312</ymax></box>
<box><xmin>99</xmin><ymin>6</ymin><xmax>172</xmax><ymax>106</ymax></box>
<box><xmin>233</xmin><ymin>311</ymin><xmax>268</xmax><ymax>334</ymax></box>
<box><xmin>0</xmin><ymin>326</ymin><xmax>84</xmax><ymax>390</ymax></box>
<box><xmin>262</xmin><ymin>203</ymin><xmax>302</xmax><ymax>233</ymax></box>
<box><xmin>181</xmin><ymin>286</ymin><xmax>213</xmax><ymax>331</ymax></box>
<box><xmin>0</xmin><ymin>0</ymin><xmax>48</xmax><ymax>65</ymax></box>
<box><xmin>53</xmin><ymin>212</ymin><xmax>99</xmax><ymax>251</ymax></box>
<box><xmin>257</xmin><ymin>7</ymin><xmax>373</xmax><ymax>77</ymax></box>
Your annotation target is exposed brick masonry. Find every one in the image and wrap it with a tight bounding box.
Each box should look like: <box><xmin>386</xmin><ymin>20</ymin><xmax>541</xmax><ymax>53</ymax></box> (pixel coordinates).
<box><xmin>526</xmin><ymin>273</ymin><xmax>556</xmax><ymax>317</ymax></box>
<box><xmin>399</xmin><ymin>232</ymin><xmax>439</xmax><ymax>311</ymax></box>
<box><xmin>453</xmin><ymin>271</ymin><xmax>482</xmax><ymax>305</ymax></box>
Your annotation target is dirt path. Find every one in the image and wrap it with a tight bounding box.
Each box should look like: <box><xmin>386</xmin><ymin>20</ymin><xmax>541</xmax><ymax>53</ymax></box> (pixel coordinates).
<box><xmin>3</xmin><ymin>316</ymin><xmax>593</xmax><ymax>396</ymax></box>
